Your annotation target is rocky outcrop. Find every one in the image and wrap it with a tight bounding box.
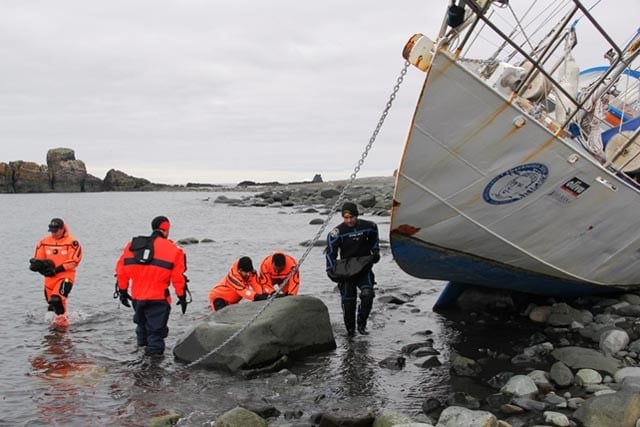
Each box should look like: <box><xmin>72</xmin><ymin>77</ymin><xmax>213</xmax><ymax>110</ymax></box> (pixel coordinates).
<box><xmin>102</xmin><ymin>169</ymin><xmax>157</xmax><ymax>191</ymax></box>
<box><xmin>0</xmin><ymin>147</ymin><xmax>165</xmax><ymax>193</ymax></box>
<box><xmin>47</xmin><ymin>147</ymin><xmax>102</xmax><ymax>192</ymax></box>
<box><xmin>6</xmin><ymin>161</ymin><xmax>50</xmax><ymax>193</ymax></box>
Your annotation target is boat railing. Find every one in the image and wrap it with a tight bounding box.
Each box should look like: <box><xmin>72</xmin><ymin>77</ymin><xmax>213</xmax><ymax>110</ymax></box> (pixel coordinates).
<box><xmin>437</xmin><ymin>0</ymin><xmax>640</xmax><ymax>180</ymax></box>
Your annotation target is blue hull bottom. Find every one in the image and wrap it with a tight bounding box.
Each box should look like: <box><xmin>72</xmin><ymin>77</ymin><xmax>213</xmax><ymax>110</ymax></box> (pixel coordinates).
<box><xmin>390</xmin><ymin>232</ymin><xmax>621</xmax><ymax>308</ymax></box>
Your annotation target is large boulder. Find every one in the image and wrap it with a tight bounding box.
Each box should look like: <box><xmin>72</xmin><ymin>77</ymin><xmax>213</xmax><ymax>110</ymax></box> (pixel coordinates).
<box><xmin>573</xmin><ymin>391</ymin><xmax>640</xmax><ymax>427</ymax></box>
<box><xmin>173</xmin><ymin>295</ymin><xmax>336</xmax><ymax>372</ymax></box>
<box><xmin>47</xmin><ymin>148</ymin><xmax>88</xmax><ymax>192</ymax></box>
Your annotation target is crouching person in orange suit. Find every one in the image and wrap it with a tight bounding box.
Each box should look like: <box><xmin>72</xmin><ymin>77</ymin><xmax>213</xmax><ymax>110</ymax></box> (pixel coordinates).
<box><xmin>208</xmin><ymin>256</ymin><xmax>273</xmax><ymax>311</ymax></box>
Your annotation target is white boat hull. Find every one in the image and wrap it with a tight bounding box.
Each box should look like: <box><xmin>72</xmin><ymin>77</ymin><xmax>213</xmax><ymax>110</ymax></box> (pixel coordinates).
<box><xmin>391</xmin><ymin>49</ymin><xmax>640</xmax><ymax>295</ymax></box>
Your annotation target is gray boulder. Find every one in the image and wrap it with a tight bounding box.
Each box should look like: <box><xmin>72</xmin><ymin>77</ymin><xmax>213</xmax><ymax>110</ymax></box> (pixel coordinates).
<box><xmin>573</xmin><ymin>391</ymin><xmax>640</xmax><ymax>427</ymax></box>
<box><xmin>214</xmin><ymin>406</ymin><xmax>267</xmax><ymax>427</ymax></box>
<box><xmin>173</xmin><ymin>295</ymin><xmax>336</xmax><ymax>371</ymax></box>
<box><xmin>551</xmin><ymin>346</ymin><xmax>620</xmax><ymax>375</ymax></box>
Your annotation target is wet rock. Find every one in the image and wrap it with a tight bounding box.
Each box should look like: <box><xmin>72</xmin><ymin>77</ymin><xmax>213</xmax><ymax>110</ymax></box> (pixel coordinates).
<box><xmin>214</xmin><ymin>406</ymin><xmax>267</xmax><ymax>427</ymax></box>
<box><xmin>573</xmin><ymin>391</ymin><xmax>640</xmax><ymax>427</ymax></box>
<box><xmin>549</xmin><ymin>361</ymin><xmax>574</xmax><ymax>387</ymax></box>
<box><xmin>547</xmin><ymin>302</ymin><xmax>593</xmax><ymax>326</ymax></box>
<box><xmin>173</xmin><ymin>296</ymin><xmax>336</xmax><ymax>371</ymax></box>
<box><xmin>575</xmin><ymin>368</ymin><xmax>603</xmax><ymax>386</ymax></box>
<box><xmin>614</xmin><ymin>367</ymin><xmax>640</xmax><ymax>383</ymax></box>
<box><xmin>401</xmin><ymin>341</ymin><xmax>435</xmax><ymax>355</ymax></box>
<box><xmin>543</xmin><ymin>392</ymin><xmax>567</xmax><ymax>408</ymax></box>
<box><xmin>511</xmin><ymin>396</ymin><xmax>547</xmax><ymax>411</ymax></box>
<box><xmin>177</xmin><ymin>237</ymin><xmax>199</xmax><ymax>245</ymax></box>
<box><xmin>379</xmin><ymin>355</ymin><xmax>406</xmax><ymax>370</ymax></box>
<box><xmin>445</xmin><ymin>392</ymin><xmax>480</xmax><ymax>409</ymax></box>
<box><xmin>599</xmin><ymin>329</ymin><xmax>630</xmax><ymax>355</ymax></box>
<box><xmin>500</xmin><ymin>375</ymin><xmax>538</xmax><ymax>397</ymax></box>
<box><xmin>238</xmin><ymin>403</ymin><xmax>281</xmax><ymax>419</ymax></box>
<box><xmin>529</xmin><ymin>305</ymin><xmax>552</xmax><ymax>323</ymax></box>
<box><xmin>551</xmin><ymin>346</ymin><xmax>621</xmax><ymax>375</ymax></box>
<box><xmin>488</xmin><ymin>372</ymin><xmax>516</xmax><ymax>389</ymax></box>
<box><xmin>435</xmin><ymin>406</ymin><xmax>497</xmax><ymax>427</ymax></box>
<box><xmin>449</xmin><ymin>352</ymin><xmax>481</xmax><ymax>377</ymax></box>
<box><xmin>528</xmin><ymin>370</ymin><xmax>552</xmax><ymax>388</ymax></box>
<box><xmin>372</xmin><ymin>411</ymin><xmax>414</xmax><ymax>426</ymax></box>
<box><xmin>543</xmin><ymin>410</ymin><xmax>570</xmax><ymax>427</ymax></box>
<box><xmin>318</xmin><ymin>410</ymin><xmax>375</xmax><ymax>427</ymax></box>
<box><xmin>149</xmin><ymin>413</ymin><xmax>183</xmax><ymax>427</ymax></box>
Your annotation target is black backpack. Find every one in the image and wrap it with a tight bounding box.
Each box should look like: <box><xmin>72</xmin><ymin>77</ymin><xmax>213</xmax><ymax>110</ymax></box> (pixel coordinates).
<box><xmin>129</xmin><ymin>236</ymin><xmax>156</xmax><ymax>264</ymax></box>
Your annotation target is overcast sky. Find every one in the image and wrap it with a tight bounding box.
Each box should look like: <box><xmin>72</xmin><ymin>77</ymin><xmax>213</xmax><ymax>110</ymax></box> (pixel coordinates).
<box><xmin>2</xmin><ymin>1</ymin><xmax>638</xmax><ymax>184</ymax></box>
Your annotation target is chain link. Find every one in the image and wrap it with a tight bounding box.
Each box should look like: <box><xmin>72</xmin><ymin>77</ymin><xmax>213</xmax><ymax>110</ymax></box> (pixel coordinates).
<box><xmin>186</xmin><ymin>61</ymin><xmax>410</xmax><ymax>369</ymax></box>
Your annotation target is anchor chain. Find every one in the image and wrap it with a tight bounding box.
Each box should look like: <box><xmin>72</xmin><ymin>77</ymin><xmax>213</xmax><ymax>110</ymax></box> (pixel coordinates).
<box><xmin>186</xmin><ymin>61</ymin><xmax>410</xmax><ymax>369</ymax></box>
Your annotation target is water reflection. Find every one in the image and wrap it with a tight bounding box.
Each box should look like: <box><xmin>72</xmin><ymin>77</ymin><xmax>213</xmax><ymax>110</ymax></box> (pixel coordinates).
<box><xmin>29</xmin><ymin>329</ymin><xmax>97</xmax><ymax>424</ymax></box>
<box><xmin>338</xmin><ymin>339</ymin><xmax>378</xmax><ymax>396</ymax></box>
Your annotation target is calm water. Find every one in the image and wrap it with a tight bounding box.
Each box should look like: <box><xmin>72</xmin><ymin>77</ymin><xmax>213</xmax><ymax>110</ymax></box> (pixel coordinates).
<box><xmin>1</xmin><ymin>191</ymin><xmax>457</xmax><ymax>426</ymax></box>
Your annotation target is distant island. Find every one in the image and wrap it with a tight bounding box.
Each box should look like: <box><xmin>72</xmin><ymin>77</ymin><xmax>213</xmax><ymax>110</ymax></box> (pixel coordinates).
<box><xmin>0</xmin><ymin>147</ymin><xmax>325</xmax><ymax>193</ymax></box>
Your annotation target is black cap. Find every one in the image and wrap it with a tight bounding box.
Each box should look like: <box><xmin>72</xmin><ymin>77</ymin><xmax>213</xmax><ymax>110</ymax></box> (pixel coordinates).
<box><xmin>341</xmin><ymin>202</ymin><xmax>359</xmax><ymax>217</ymax></box>
<box><xmin>151</xmin><ymin>216</ymin><xmax>170</xmax><ymax>231</ymax></box>
<box><xmin>238</xmin><ymin>256</ymin><xmax>254</xmax><ymax>272</ymax></box>
<box><xmin>48</xmin><ymin>218</ymin><xmax>64</xmax><ymax>232</ymax></box>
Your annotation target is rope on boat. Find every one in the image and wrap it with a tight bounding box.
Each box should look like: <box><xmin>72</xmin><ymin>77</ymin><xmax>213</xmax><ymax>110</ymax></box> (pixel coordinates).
<box><xmin>185</xmin><ymin>61</ymin><xmax>411</xmax><ymax>369</ymax></box>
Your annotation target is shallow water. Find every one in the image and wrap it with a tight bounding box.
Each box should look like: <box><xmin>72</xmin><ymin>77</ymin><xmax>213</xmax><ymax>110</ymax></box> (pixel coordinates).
<box><xmin>1</xmin><ymin>191</ymin><xmax>460</xmax><ymax>425</ymax></box>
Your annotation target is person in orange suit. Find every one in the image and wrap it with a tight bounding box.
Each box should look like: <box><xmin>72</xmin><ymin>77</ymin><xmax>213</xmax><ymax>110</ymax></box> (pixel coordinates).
<box><xmin>30</xmin><ymin>218</ymin><xmax>82</xmax><ymax>317</ymax></box>
<box><xmin>258</xmin><ymin>252</ymin><xmax>300</xmax><ymax>296</ymax></box>
<box><xmin>115</xmin><ymin>216</ymin><xmax>189</xmax><ymax>355</ymax></box>
<box><xmin>208</xmin><ymin>256</ymin><xmax>272</xmax><ymax>311</ymax></box>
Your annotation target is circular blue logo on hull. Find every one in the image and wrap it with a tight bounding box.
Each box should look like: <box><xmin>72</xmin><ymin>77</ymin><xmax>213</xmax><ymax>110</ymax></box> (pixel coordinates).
<box><xmin>483</xmin><ymin>163</ymin><xmax>549</xmax><ymax>205</ymax></box>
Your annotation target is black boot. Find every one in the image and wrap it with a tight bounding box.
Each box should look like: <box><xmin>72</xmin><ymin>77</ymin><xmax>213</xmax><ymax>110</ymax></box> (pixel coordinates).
<box><xmin>342</xmin><ymin>300</ymin><xmax>357</xmax><ymax>337</ymax></box>
<box><xmin>357</xmin><ymin>288</ymin><xmax>374</xmax><ymax>335</ymax></box>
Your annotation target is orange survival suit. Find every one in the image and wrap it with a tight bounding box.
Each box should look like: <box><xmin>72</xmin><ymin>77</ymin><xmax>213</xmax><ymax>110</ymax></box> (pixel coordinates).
<box><xmin>208</xmin><ymin>259</ymin><xmax>270</xmax><ymax>311</ymax></box>
<box><xmin>32</xmin><ymin>223</ymin><xmax>82</xmax><ymax>315</ymax></box>
<box><xmin>258</xmin><ymin>252</ymin><xmax>300</xmax><ymax>295</ymax></box>
<box><xmin>115</xmin><ymin>234</ymin><xmax>187</xmax><ymax>303</ymax></box>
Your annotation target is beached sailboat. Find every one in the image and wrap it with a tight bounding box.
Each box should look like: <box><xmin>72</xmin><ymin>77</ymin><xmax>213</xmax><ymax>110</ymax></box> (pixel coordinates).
<box><xmin>390</xmin><ymin>0</ymin><xmax>640</xmax><ymax>306</ymax></box>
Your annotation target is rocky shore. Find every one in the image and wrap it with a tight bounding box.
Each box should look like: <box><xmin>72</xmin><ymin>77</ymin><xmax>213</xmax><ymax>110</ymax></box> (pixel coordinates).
<box><xmin>210</xmin><ymin>175</ymin><xmax>396</xmax><ymax>217</ymax></box>
<box><xmin>145</xmin><ymin>289</ymin><xmax>640</xmax><ymax>427</ymax></box>
<box><xmin>0</xmin><ymin>147</ymin><xmax>177</xmax><ymax>193</ymax></box>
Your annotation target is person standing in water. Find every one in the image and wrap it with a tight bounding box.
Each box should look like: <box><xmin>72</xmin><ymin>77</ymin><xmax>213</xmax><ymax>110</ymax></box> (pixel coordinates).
<box><xmin>30</xmin><ymin>218</ymin><xmax>83</xmax><ymax>319</ymax></box>
<box><xmin>325</xmin><ymin>202</ymin><xmax>380</xmax><ymax>336</ymax></box>
<box><xmin>115</xmin><ymin>216</ymin><xmax>188</xmax><ymax>356</ymax></box>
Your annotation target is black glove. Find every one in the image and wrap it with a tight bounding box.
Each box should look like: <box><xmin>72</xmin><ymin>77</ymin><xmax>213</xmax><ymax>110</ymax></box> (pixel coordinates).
<box><xmin>42</xmin><ymin>263</ymin><xmax>56</xmax><ymax>277</ymax></box>
<box><xmin>30</xmin><ymin>258</ymin><xmax>55</xmax><ymax>275</ymax></box>
<box><xmin>54</xmin><ymin>265</ymin><xmax>65</xmax><ymax>274</ymax></box>
<box><xmin>372</xmin><ymin>253</ymin><xmax>381</xmax><ymax>264</ymax></box>
<box><xmin>177</xmin><ymin>295</ymin><xmax>188</xmax><ymax>314</ymax></box>
<box><xmin>254</xmin><ymin>293</ymin><xmax>269</xmax><ymax>301</ymax></box>
<box><xmin>118</xmin><ymin>290</ymin><xmax>132</xmax><ymax>307</ymax></box>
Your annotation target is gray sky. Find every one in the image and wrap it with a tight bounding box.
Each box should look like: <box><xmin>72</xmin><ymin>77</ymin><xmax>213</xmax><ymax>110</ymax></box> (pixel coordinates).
<box><xmin>1</xmin><ymin>1</ymin><xmax>638</xmax><ymax>184</ymax></box>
